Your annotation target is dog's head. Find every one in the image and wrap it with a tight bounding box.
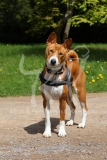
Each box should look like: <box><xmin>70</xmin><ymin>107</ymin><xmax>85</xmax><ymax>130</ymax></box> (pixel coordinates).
<box><xmin>45</xmin><ymin>32</ymin><xmax>72</xmax><ymax>69</ymax></box>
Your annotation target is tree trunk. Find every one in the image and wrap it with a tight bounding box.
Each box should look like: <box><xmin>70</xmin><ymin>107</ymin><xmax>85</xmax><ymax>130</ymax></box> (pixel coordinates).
<box><xmin>55</xmin><ymin>21</ymin><xmax>65</xmax><ymax>43</ymax></box>
<box><xmin>55</xmin><ymin>0</ymin><xmax>75</xmax><ymax>43</ymax></box>
<box><xmin>63</xmin><ymin>0</ymin><xmax>75</xmax><ymax>41</ymax></box>
<box><xmin>55</xmin><ymin>16</ymin><xmax>67</xmax><ymax>43</ymax></box>
<box><xmin>63</xmin><ymin>11</ymin><xmax>72</xmax><ymax>42</ymax></box>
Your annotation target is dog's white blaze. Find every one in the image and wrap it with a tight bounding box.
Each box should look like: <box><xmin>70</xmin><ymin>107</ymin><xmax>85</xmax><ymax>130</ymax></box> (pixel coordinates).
<box><xmin>47</xmin><ymin>55</ymin><xmax>65</xmax><ymax>70</ymax></box>
<box><xmin>49</xmin><ymin>55</ymin><xmax>59</xmax><ymax>66</ymax></box>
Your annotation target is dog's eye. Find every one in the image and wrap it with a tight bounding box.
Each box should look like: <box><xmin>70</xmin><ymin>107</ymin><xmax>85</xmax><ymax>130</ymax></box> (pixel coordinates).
<box><xmin>59</xmin><ymin>52</ymin><xmax>63</xmax><ymax>56</ymax></box>
<box><xmin>50</xmin><ymin>49</ymin><xmax>53</xmax><ymax>53</ymax></box>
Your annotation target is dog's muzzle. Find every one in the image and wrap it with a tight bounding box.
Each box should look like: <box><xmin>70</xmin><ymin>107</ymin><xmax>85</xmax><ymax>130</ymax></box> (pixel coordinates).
<box><xmin>51</xmin><ymin>59</ymin><xmax>56</xmax><ymax>66</ymax></box>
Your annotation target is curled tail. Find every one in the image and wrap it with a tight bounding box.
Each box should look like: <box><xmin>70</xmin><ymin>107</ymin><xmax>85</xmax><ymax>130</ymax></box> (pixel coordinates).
<box><xmin>67</xmin><ymin>50</ymin><xmax>79</xmax><ymax>63</ymax></box>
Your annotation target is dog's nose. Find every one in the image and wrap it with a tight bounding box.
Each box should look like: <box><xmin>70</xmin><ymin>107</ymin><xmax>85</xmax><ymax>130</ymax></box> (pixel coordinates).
<box><xmin>51</xmin><ymin>59</ymin><xmax>56</xmax><ymax>66</ymax></box>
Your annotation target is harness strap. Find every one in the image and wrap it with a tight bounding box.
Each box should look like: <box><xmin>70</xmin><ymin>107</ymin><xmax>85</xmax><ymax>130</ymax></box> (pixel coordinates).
<box><xmin>39</xmin><ymin>67</ymin><xmax>73</xmax><ymax>87</ymax></box>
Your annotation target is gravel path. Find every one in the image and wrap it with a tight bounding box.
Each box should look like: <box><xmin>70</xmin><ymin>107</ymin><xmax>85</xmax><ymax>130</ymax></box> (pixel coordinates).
<box><xmin>0</xmin><ymin>92</ymin><xmax>107</xmax><ymax>160</ymax></box>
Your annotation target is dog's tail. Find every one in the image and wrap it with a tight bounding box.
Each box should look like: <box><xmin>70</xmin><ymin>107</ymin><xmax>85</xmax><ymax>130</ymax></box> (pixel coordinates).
<box><xmin>67</xmin><ymin>50</ymin><xmax>79</xmax><ymax>63</ymax></box>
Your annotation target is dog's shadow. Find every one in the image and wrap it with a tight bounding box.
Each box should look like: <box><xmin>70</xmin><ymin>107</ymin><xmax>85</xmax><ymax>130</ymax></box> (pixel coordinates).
<box><xmin>24</xmin><ymin>118</ymin><xmax>78</xmax><ymax>135</ymax></box>
<box><xmin>24</xmin><ymin>118</ymin><xmax>59</xmax><ymax>135</ymax></box>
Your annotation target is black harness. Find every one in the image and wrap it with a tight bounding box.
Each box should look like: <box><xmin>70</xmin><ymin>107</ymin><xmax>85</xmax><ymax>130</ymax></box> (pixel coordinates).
<box><xmin>39</xmin><ymin>66</ymin><xmax>73</xmax><ymax>87</ymax></box>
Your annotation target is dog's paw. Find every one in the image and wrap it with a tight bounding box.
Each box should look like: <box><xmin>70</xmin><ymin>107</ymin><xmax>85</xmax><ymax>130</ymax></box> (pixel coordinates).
<box><xmin>77</xmin><ymin>123</ymin><xmax>85</xmax><ymax>128</ymax></box>
<box><xmin>43</xmin><ymin>130</ymin><xmax>51</xmax><ymax>138</ymax></box>
<box><xmin>66</xmin><ymin>120</ymin><xmax>73</xmax><ymax>126</ymax></box>
<box><xmin>58</xmin><ymin>129</ymin><xmax>67</xmax><ymax>137</ymax></box>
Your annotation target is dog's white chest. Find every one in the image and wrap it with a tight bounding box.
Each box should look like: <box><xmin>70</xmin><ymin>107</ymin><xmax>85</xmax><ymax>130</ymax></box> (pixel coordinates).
<box><xmin>44</xmin><ymin>85</ymin><xmax>63</xmax><ymax>100</ymax></box>
<box><xmin>43</xmin><ymin>72</ymin><xmax>64</xmax><ymax>100</ymax></box>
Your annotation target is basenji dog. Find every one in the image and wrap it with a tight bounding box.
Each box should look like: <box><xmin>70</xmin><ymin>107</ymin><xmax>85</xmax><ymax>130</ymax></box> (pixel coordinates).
<box><xmin>39</xmin><ymin>32</ymin><xmax>88</xmax><ymax>137</ymax></box>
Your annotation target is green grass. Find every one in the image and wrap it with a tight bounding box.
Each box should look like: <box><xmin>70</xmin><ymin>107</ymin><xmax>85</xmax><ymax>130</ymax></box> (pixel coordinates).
<box><xmin>0</xmin><ymin>44</ymin><xmax>45</xmax><ymax>96</ymax></box>
<box><xmin>0</xmin><ymin>43</ymin><xmax>107</xmax><ymax>96</ymax></box>
<box><xmin>73</xmin><ymin>43</ymin><xmax>107</xmax><ymax>92</ymax></box>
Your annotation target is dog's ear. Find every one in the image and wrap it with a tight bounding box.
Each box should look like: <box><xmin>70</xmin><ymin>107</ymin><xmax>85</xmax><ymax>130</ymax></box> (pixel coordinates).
<box><xmin>46</xmin><ymin>32</ymin><xmax>57</xmax><ymax>45</ymax></box>
<box><xmin>62</xmin><ymin>38</ymin><xmax>72</xmax><ymax>51</ymax></box>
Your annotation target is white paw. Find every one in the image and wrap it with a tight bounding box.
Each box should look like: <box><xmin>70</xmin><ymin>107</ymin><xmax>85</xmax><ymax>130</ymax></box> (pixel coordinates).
<box><xmin>77</xmin><ymin>123</ymin><xmax>85</xmax><ymax>128</ymax></box>
<box><xmin>43</xmin><ymin>130</ymin><xmax>51</xmax><ymax>138</ymax></box>
<box><xmin>66</xmin><ymin>120</ymin><xmax>73</xmax><ymax>126</ymax></box>
<box><xmin>58</xmin><ymin>129</ymin><xmax>67</xmax><ymax>137</ymax></box>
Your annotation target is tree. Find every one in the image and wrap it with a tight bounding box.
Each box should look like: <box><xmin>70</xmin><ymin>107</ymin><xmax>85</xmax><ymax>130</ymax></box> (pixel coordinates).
<box><xmin>55</xmin><ymin>0</ymin><xmax>75</xmax><ymax>42</ymax></box>
<box><xmin>58</xmin><ymin>0</ymin><xmax>107</xmax><ymax>41</ymax></box>
<box><xmin>71</xmin><ymin>0</ymin><xmax>107</xmax><ymax>26</ymax></box>
<box><xmin>62</xmin><ymin>0</ymin><xmax>76</xmax><ymax>41</ymax></box>
<box><xmin>28</xmin><ymin>0</ymin><xmax>66</xmax><ymax>40</ymax></box>
<box><xmin>0</xmin><ymin>0</ymin><xmax>107</xmax><ymax>43</ymax></box>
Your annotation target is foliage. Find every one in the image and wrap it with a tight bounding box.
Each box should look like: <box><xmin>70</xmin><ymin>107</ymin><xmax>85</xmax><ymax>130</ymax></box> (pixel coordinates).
<box><xmin>71</xmin><ymin>0</ymin><xmax>107</xmax><ymax>26</ymax></box>
<box><xmin>28</xmin><ymin>0</ymin><xmax>66</xmax><ymax>37</ymax></box>
<box><xmin>0</xmin><ymin>0</ymin><xmax>107</xmax><ymax>43</ymax></box>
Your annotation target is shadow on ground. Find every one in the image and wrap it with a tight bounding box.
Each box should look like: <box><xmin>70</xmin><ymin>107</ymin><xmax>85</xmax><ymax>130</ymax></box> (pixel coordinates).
<box><xmin>24</xmin><ymin>118</ymin><xmax>60</xmax><ymax>135</ymax></box>
<box><xmin>24</xmin><ymin>118</ymin><xmax>78</xmax><ymax>135</ymax></box>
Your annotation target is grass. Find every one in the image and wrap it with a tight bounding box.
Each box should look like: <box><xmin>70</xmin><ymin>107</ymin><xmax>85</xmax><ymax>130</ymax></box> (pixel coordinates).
<box><xmin>0</xmin><ymin>43</ymin><xmax>107</xmax><ymax>96</ymax></box>
<box><xmin>73</xmin><ymin>43</ymin><xmax>107</xmax><ymax>92</ymax></box>
<box><xmin>0</xmin><ymin>44</ymin><xmax>45</xmax><ymax>96</ymax></box>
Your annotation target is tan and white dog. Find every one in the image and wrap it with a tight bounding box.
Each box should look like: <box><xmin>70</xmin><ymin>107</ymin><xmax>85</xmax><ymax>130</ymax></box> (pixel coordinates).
<box><xmin>39</xmin><ymin>32</ymin><xmax>88</xmax><ymax>137</ymax></box>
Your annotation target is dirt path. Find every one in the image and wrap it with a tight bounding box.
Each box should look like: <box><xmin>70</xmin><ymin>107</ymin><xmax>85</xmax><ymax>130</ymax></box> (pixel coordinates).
<box><xmin>0</xmin><ymin>92</ymin><xmax>107</xmax><ymax>160</ymax></box>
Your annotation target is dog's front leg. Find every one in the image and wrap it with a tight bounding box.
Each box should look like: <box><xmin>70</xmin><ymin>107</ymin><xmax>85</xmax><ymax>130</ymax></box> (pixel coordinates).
<box><xmin>43</xmin><ymin>99</ymin><xmax>51</xmax><ymax>138</ymax></box>
<box><xmin>58</xmin><ymin>98</ymin><xmax>67</xmax><ymax>137</ymax></box>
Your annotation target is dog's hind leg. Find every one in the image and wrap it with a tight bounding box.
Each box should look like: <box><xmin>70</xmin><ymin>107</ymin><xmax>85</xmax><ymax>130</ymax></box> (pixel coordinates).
<box><xmin>66</xmin><ymin>87</ymin><xmax>76</xmax><ymax>126</ymax></box>
<box><xmin>77</xmin><ymin>87</ymin><xmax>88</xmax><ymax>128</ymax></box>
